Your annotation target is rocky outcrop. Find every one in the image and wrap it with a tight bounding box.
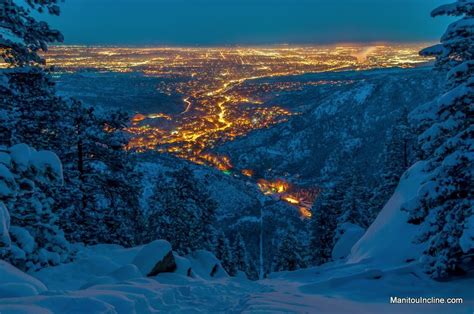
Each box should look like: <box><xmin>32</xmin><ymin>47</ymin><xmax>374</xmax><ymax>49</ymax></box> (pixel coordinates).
<box><xmin>186</xmin><ymin>250</ymin><xmax>228</xmax><ymax>279</ymax></box>
<box><xmin>132</xmin><ymin>240</ymin><xmax>176</xmax><ymax>277</ymax></box>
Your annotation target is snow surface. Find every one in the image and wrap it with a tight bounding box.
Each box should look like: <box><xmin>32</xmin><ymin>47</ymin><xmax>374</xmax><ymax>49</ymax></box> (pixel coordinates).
<box><xmin>0</xmin><ymin>145</ymin><xmax>472</xmax><ymax>312</ymax></box>
<box><xmin>0</xmin><ymin>232</ymin><xmax>472</xmax><ymax>313</ymax></box>
<box><xmin>32</xmin><ymin>244</ymin><xmax>141</xmax><ymax>291</ymax></box>
<box><xmin>186</xmin><ymin>250</ymin><xmax>228</xmax><ymax>280</ymax></box>
<box><xmin>0</xmin><ymin>261</ymin><xmax>47</xmax><ymax>297</ymax></box>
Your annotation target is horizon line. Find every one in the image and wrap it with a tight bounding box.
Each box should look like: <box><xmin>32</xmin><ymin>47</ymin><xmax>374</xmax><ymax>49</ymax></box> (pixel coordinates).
<box><xmin>49</xmin><ymin>41</ymin><xmax>436</xmax><ymax>49</ymax></box>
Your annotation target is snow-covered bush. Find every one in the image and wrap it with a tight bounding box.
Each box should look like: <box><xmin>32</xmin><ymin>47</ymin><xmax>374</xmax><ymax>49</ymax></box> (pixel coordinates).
<box><xmin>0</xmin><ymin>144</ymin><xmax>72</xmax><ymax>271</ymax></box>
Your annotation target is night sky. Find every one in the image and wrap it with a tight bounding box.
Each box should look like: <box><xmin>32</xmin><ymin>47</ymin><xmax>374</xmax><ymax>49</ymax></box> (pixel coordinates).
<box><xmin>44</xmin><ymin>0</ymin><xmax>453</xmax><ymax>45</ymax></box>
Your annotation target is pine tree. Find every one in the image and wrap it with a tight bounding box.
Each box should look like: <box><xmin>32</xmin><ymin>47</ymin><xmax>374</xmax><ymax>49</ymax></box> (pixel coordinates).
<box><xmin>402</xmin><ymin>0</ymin><xmax>474</xmax><ymax>279</ymax></box>
<box><xmin>337</xmin><ymin>169</ymin><xmax>371</xmax><ymax>233</ymax></box>
<box><xmin>1</xmin><ymin>0</ymin><xmax>63</xmax><ymax>68</ymax></box>
<box><xmin>147</xmin><ymin>166</ymin><xmax>217</xmax><ymax>255</ymax></box>
<box><xmin>383</xmin><ymin>108</ymin><xmax>416</xmax><ymax>188</ymax></box>
<box><xmin>55</xmin><ymin>103</ymin><xmax>144</xmax><ymax>247</ymax></box>
<box><xmin>215</xmin><ymin>231</ymin><xmax>236</xmax><ymax>276</ymax></box>
<box><xmin>87</xmin><ymin>109</ymin><xmax>143</xmax><ymax>246</ymax></box>
<box><xmin>0</xmin><ymin>144</ymin><xmax>72</xmax><ymax>272</ymax></box>
<box><xmin>149</xmin><ymin>171</ymin><xmax>201</xmax><ymax>254</ymax></box>
<box><xmin>370</xmin><ymin>108</ymin><xmax>417</xmax><ymax>218</ymax></box>
<box><xmin>273</xmin><ymin>229</ymin><xmax>306</xmax><ymax>272</ymax></box>
<box><xmin>145</xmin><ymin>174</ymin><xmax>166</xmax><ymax>243</ymax></box>
<box><xmin>1</xmin><ymin>0</ymin><xmax>147</xmax><ymax>251</ymax></box>
<box><xmin>232</xmin><ymin>233</ymin><xmax>250</xmax><ymax>276</ymax></box>
<box><xmin>0</xmin><ymin>0</ymin><xmax>74</xmax><ymax>271</ymax></box>
<box><xmin>246</xmin><ymin>259</ymin><xmax>260</xmax><ymax>281</ymax></box>
<box><xmin>308</xmin><ymin>182</ymin><xmax>344</xmax><ymax>265</ymax></box>
<box><xmin>1</xmin><ymin>0</ymin><xmax>65</xmax><ymax>149</ymax></box>
<box><xmin>198</xmin><ymin>182</ymin><xmax>218</xmax><ymax>252</ymax></box>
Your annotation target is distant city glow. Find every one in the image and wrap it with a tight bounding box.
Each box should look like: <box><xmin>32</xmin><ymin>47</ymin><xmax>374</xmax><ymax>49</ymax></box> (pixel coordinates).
<box><xmin>42</xmin><ymin>44</ymin><xmax>432</xmax><ymax>217</ymax></box>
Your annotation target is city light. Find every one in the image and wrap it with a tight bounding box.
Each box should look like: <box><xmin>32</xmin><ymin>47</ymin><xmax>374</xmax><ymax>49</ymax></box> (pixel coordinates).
<box><xmin>43</xmin><ymin>44</ymin><xmax>431</xmax><ymax>217</ymax></box>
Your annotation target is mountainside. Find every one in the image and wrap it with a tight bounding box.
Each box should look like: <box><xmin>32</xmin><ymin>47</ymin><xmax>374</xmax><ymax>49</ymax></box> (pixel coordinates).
<box><xmin>217</xmin><ymin>67</ymin><xmax>444</xmax><ymax>185</ymax></box>
<box><xmin>129</xmin><ymin>67</ymin><xmax>445</xmax><ymax>277</ymax></box>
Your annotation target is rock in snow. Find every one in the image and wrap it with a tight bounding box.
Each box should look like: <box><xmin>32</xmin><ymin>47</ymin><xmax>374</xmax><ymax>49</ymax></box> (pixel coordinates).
<box><xmin>132</xmin><ymin>240</ymin><xmax>176</xmax><ymax>276</ymax></box>
<box><xmin>173</xmin><ymin>253</ymin><xmax>193</xmax><ymax>277</ymax></box>
<box><xmin>186</xmin><ymin>250</ymin><xmax>228</xmax><ymax>279</ymax></box>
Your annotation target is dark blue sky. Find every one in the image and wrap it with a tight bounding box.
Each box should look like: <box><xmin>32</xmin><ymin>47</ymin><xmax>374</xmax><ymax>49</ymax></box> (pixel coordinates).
<box><xmin>44</xmin><ymin>0</ymin><xmax>453</xmax><ymax>45</ymax></box>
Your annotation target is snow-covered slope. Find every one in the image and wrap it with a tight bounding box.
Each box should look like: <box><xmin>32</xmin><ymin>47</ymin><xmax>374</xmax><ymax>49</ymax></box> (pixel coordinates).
<box><xmin>218</xmin><ymin>67</ymin><xmax>444</xmax><ymax>184</ymax></box>
<box><xmin>1</xmin><ymin>162</ymin><xmax>472</xmax><ymax>314</ymax></box>
<box><xmin>348</xmin><ymin>161</ymin><xmax>429</xmax><ymax>267</ymax></box>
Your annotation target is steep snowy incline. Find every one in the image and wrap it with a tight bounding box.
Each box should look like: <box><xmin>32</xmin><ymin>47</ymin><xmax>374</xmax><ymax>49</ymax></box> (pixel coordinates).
<box><xmin>348</xmin><ymin>161</ymin><xmax>429</xmax><ymax>266</ymax></box>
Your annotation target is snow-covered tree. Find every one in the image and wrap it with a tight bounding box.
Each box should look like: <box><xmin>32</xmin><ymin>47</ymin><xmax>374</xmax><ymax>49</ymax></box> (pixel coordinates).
<box><xmin>382</xmin><ymin>108</ymin><xmax>416</xmax><ymax>190</ymax></box>
<box><xmin>273</xmin><ymin>229</ymin><xmax>306</xmax><ymax>272</ymax></box>
<box><xmin>55</xmin><ymin>103</ymin><xmax>144</xmax><ymax>247</ymax></box>
<box><xmin>2</xmin><ymin>70</ymin><xmax>67</xmax><ymax>150</ymax></box>
<box><xmin>215</xmin><ymin>231</ymin><xmax>235</xmax><ymax>276</ymax></box>
<box><xmin>0</xmin><ymin>202</ymin><xmax>10</xmax><ymax>251</ymax></box>
<box><xmin>1</xmin><ymin>0</ymin><xmax>63</xmax><ymax>67</ymax></box>
<box><xmin>1</xmin><ymin>1</ymin><xmax>146</xmax><ymax>249</ymax></box>
<box><xmin>337</xmin><ymin>169</ymin><xmax>371</xmax><ymax>232</ymax></box>
<box><xmin>1</xmin><ymin>0</ymin><xmax>65</xmax><ymax>149</ymax></box>
<box><xmin>370</xmin><ymin>108</ymin><xmax>417</xmax><ymax>218</ymax></box>
<box><xmin>403</xmin><ymin>0</ymin><xmax>474</xmax><ymax>279</ymax></box>
<box><xmin>147</xmin><ymin>166</ymin><xmax>218</xmax><ymax>255</ymax></box>
<box><xmin>308</xmin><ymin>185</ymin><xmax>342</xmax><ymax>265</ymax></box>
<box><xmin>0</xmin><ymin>144</ymin><xmax>72</xmax><ymax>271</ymax></box>
<box><xmin>232</xmin><ymin>232</ymin><xmax>250</xmax><ymax>275</ymax></box>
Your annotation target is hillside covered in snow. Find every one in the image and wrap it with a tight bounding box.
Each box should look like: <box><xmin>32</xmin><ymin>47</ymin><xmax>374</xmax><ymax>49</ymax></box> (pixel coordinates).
<box><xmin>218</xmin><ymin>67</ymin><xmax>444</xmax><ymax>185</ymax></box>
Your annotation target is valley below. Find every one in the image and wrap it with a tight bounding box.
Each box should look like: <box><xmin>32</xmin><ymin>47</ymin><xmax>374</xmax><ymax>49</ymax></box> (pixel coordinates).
<box><xmin>47</xmin><ymin>44</ymin><xmax>433</xmax><ymax>218</ymax></box>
